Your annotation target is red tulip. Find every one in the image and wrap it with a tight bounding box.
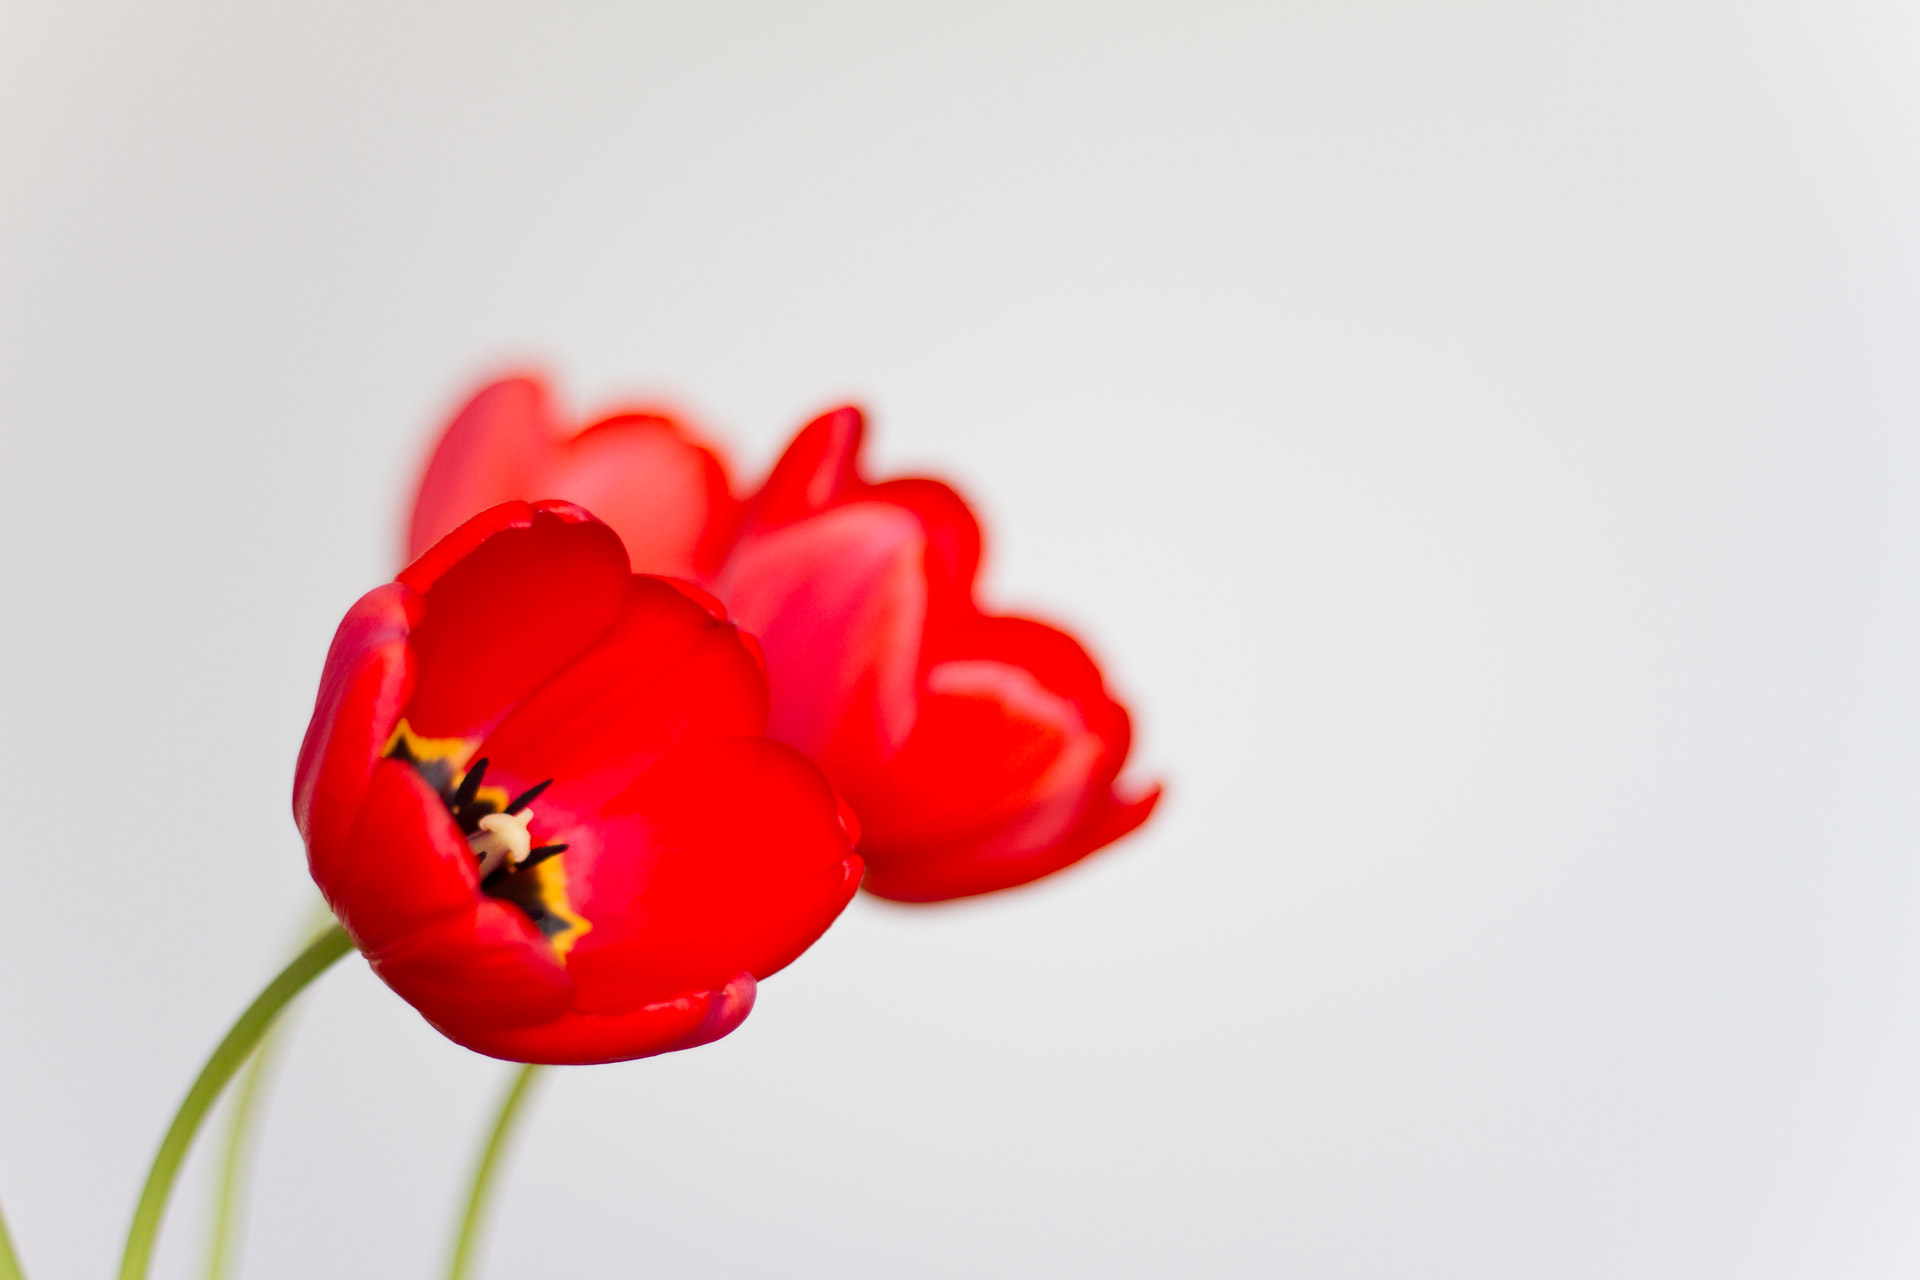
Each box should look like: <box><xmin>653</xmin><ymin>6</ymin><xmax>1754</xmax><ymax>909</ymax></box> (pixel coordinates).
<box><xmin>714</xmin><ymin>408</ymin><xmax>1159</xmax><ymax>901</ymax></box>
<box><xmin>407</xmin><ymin>378</ymin><xmax>1158</xmax><ymax>903</ymax></box>
<box><xmin>407</xmin><ymin>375</ymin><xmax>739</xmax><ymax>579</ymax></box>
<box><xmin>295</xmin><ymin>500</ymin><xmax>862</xmax><ymax>1064</ymax></box>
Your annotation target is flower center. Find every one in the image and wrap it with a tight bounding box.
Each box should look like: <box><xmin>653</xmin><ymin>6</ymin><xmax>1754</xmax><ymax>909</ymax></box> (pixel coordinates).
<box><xmin>383</xmin><ymin>722</ymin><xmax>591</xmax><ymax>955</ymax></box>
<box><xmin>447</xmin><ymin>757</ymin><xmax>569</xmax><ymax>883</ymax></box>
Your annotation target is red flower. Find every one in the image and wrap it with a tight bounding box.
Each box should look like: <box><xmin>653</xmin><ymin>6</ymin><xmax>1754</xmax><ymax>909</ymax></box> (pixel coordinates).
<box><xmin>406</xmin><ymin>377</ymin><xmax>1158</xmax><ymax>903</ymax></box>
<box><xmin>295</xmin><ymin>500</ymin><xmax>862</xmax><ymax>1064</ymax></box>
<box><xmin>714</xmin><ymin>409</ymin><xmax>1159</xmax><ymax>901</ymax></box>
<box><xmin>408</xmin><ymin>375</ymin><xmax>739</xmax><ymax>579</ymax></box>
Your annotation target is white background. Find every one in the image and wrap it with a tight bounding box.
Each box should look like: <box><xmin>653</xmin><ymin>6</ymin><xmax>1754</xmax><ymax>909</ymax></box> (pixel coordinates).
<box><xmin>4</xmin><ymin>2</ymin><xmax>1920</xmax><ymax>1276</ymax></box>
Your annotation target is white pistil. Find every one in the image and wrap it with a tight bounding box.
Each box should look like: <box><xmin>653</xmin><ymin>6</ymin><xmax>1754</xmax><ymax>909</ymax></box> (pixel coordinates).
<box><xmin>468</xmin><ymin>808</ymin><xmax>536</xmax><ymax>880</ymax></box>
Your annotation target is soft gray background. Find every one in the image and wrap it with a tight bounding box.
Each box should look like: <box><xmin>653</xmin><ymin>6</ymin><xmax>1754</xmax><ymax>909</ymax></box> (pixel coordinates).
<box><xmin>3</xmin><ymin>2</ymin><xmax>1918</xmax><ymax>1276</ymax></box>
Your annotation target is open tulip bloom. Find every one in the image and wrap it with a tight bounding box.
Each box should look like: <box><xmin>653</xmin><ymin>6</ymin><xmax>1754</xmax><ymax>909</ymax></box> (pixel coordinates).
<box><xmin>298</xmin><ymin>498</ymin><xmax>863</xmax><ymax>1063</ymax></box>
<box><xmin>42</xmin><ymin>379</ymin><xmax>1156</xmax><ymax>1280</ymax></box>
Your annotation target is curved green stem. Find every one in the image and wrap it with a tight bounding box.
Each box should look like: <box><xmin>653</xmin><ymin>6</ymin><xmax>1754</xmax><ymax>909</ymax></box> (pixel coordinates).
<box><xmin>0</xmin><ymin>1199</ymin><xmax>27</xmax><ymax>1280</ymax></box>
<box><xmin>202</xmin><ymin>902</ymin><xmax>333</xmax><ymax>1280</ymax></box>
<box><xmin>201</xmin><ymin>1013</ymin><xmax>289</xmax><ymax>1280</ymax></box>
<box><xmin>119</xmin><ymin>923</ymin><xmax>353</xmax><ymax>1280</ymax></box>
<box><xmin>446</xmin><ymin>1064</ymin><xmax>545</xmax><ymax>1280</ymax></box>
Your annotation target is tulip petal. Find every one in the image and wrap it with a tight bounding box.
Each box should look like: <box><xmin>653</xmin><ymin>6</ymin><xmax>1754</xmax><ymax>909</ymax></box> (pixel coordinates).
<box><xmin>323</xmin><ymin>757</ymin><xmax>483</xmax><ymax>951</ymax></box>
<box><xmin>400</xmin><ymin>504</ymin><xmax>631</xmax><ymax>741</ymax></box>
<box><xmin>445</xmin><ymin>972</ymin><xmax>756</xmax><ymax>1066</ymax></box>
<box><xmin>292</xmin><ymin>583</ymin><xmax>419</xmax><ymax>871</ymax></box>
<box><xmin>717</xmin><ymin>501</ymin><xmax>927</xmax><ymax>760</ymax></box>
<box><xmin>540</xmin><ymin>413</ymin><xmax>738</xmax><ymax>579</ymax></box>
<box><xmin>473</xmin><ymin>576</ymin><xmax>768</xmax><ymax>821</ymax></box>
<box><xmin>744</xmin><ymin>405</ymin><xmax>864</xmax><ymax>526</ymax></box>
<box><xmin>370</xmin><ymin>898</ymin><xmax>575</xmax><ymax>1034</ymax></box>
<box><xmin>845</xmin><ymin>616</ymin><xmax>1155</xmax><ymax>899</ymax></box>
<box><xmin>856</xmin><ymin>656</ymin><xmax>1104</xmax><ymax>849</ymax></box>
<box><xmin>560</xmin><ymin>738</ymin><xmax>862</xmax><ymax>1014</ymax></box>
<box><xmin>865</xmin><ymin>782</ymin><xmax>1162</xmax><ymax>902</ymax></box>
<box><xmin>864</xmin><ymin>477</ymin><xmax>982</xmax><ymax>635</ymax></box>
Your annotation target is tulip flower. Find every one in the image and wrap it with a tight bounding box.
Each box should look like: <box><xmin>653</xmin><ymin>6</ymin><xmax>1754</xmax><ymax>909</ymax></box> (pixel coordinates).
<box><xmin>714</xmin><ymin>408</ymin><xmax>1159</xmax><ymax>900</ymax></box>
<box><xmin>407</xmin><ymin>377</ymin><xmax>1158</xmax><ymax>903</ymax></box>
<box><xmin>296</xmin><ymin>499</ymin><xmax>862</xmax><ymax>1064</ymax></box>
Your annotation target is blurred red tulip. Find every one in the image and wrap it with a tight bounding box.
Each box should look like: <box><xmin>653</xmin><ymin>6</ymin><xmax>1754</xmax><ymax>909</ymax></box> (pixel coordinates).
<box><xmin>407</xmin><ymin>377</ymin><xmax>1158</xmax><ymax>902</ymax></box>
<box><xmin>715</xmin><ymin>408</ymin><xmax>1159</xmax><ymax>901</ymax></box>
<box><xmin>296</xmin><ymin>500</ymin><xmax>861</xmax><ymax>1064</ymax></box>
<box><xmin>407</xmin><ymin>375</ymin><xmax>739</xmax><ymax>579</ymax></box>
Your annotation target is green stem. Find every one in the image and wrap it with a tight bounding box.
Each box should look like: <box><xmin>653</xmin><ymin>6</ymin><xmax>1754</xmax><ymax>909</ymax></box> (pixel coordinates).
<box><xmin>202</xmin><ymin>902</ymin><xmax>334</xmax><ymax>1280</ymax></box>
<box><xmin>446</xmin><ymin>1064</ymin><xmax>545</xmax><ymax>1280</ymax></box>
<box><xmin>201</xmin><ymin>1014</ymin><xmax>288</xmax><ymax>1280</ymax></box>
<box><xmin>119</xmin><ymin>923</ymin><xmax>353</xmax><ymax>1280</ymax></box>
<box><xmin>0</xmin><ymin>1198</ymin><xmax>27</xmax><ymax>1280</ymax></box>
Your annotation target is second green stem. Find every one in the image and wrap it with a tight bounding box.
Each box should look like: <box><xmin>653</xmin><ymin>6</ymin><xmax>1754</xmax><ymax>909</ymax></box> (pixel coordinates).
<box><xmin>446</xmin><ymin>1064</ymin><xmax>546</xmax><ymax>1280</ymax></box>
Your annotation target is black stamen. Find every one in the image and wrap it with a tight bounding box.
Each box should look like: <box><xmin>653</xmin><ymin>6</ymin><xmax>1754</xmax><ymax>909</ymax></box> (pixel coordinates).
<box><xmin>453</xmin><ymin>757</ymin><xmax>489</xmax><ymax>810</ymax></box>
<box><xmin>519</xmin><ymin>843</ymin><xmax>568</xmax><ymax>871</ymax></box>
<box><xmin>505</xmin><ymin>779</ymin><xmax>554</xmax><ymax>814</ymax></box>
<box><xmin>481</xmin><ymin>843</ymin><xmax>568</xmax><ymax>887</ymax></box>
